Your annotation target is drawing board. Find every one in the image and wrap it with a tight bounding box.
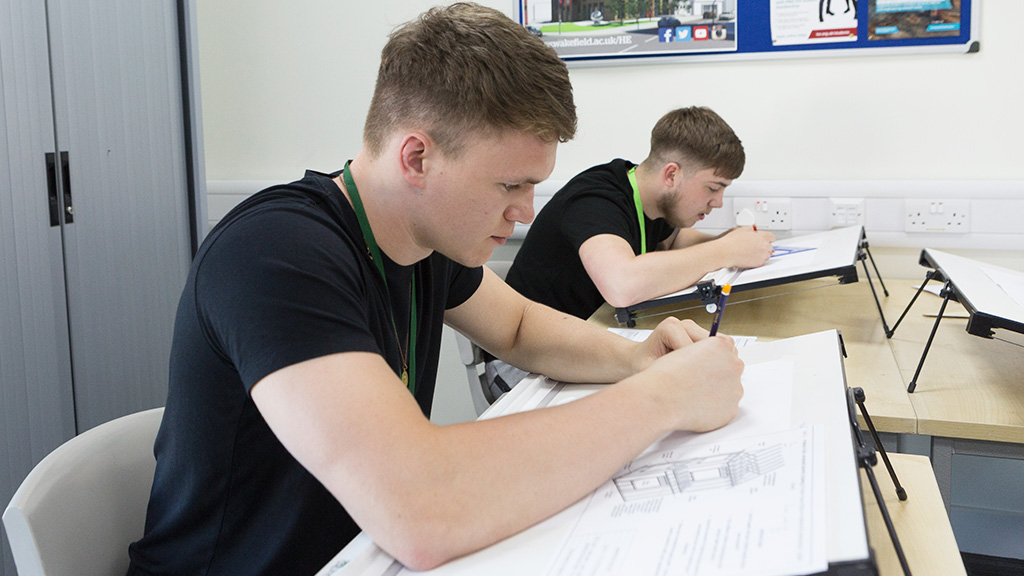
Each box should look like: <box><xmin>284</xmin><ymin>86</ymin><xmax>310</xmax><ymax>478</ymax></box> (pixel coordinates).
<box><xmin>320</xmin><ymin>330</ymin><xmax>875</xmax><ymax>576</ymax></box>
<box><xmin>616</xmin><ymin>225</ymin><xmax>866</xmax><ymax>326</ymax></box>
<box><xmin>920</xmin><ymin>249</ymin><xmax>1024</xmax><ymax>336</ymax></box>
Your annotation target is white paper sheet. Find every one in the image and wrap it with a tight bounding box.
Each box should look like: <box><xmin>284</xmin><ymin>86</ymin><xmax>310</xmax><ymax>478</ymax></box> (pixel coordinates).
<box><xmin>413</xmin><ymin>357</ymin><xmax>822</xmax><ymax>576</ymax></box>
<box><xmin>982</xmin><ymin>265</ymin><xmax>1024</xmax><ymax>310</ymax></box>
<box><xmin>544</xmin><ymin>425</ymin><xmax>826</xmax><ymax>576</ymax></box>
<box><xmin>469</xmin><ymin>358</ymin><xmax>823</xmax><ymax>576</ymax></box>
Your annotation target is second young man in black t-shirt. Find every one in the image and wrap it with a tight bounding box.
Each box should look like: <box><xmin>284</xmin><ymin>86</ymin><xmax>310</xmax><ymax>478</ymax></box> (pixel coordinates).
<box><xmin>508</xmin><ymin>107</ymin><xmax>776</xmax><ymax>321</ymax></box>
<box><xmin>490</xmin><ymin>108</ymin><xmax>774</xmax><ymax>394</ymax></box>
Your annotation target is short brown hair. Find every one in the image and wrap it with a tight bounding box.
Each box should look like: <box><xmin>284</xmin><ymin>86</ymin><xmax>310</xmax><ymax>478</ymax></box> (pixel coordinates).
<box><xmin>363</xmin><ymin>3</ymin><xmax>577</xmax><ymax>157</ymax></box>
<box><xmin>645</xmin><ymin>107</ymin><xmax>745</xmax><ymax>179</ymax></box>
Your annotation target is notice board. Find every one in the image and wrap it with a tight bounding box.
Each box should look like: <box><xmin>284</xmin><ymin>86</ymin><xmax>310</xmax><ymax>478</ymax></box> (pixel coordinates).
<box><xmin>519</xmin><ymin>0</ymin><xmax>977</xmax><ymax>65</ymax></box>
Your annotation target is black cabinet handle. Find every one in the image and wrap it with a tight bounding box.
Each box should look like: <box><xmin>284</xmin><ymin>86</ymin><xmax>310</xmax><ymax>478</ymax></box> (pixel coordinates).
<box><xmin>44</xmin><ymin>151</ymin><xmax>73</xmax><ymax>226</ymax></box>
<box><xmin>60</xmin><ymin>151</ymin><xmax>73</xmax><ymax>223</ymax></box>
<box><xmin>45</xmin><ymin>152</ymin><xmax>59</xmax><ymax>226</ymax></box>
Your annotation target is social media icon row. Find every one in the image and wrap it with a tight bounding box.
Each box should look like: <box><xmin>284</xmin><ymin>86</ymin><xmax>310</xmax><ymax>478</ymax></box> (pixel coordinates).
<box><xmin>658</xmin><ymin>24</ymin><xmax>729</xmax><ymax>42</ymax></box>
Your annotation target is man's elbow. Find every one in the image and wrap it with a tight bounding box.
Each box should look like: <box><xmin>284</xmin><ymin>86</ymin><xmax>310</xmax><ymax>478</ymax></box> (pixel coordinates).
<box><xmin>596</xmin><ymin>281</ymin><xmax>642</xmax><ymax>309</ymax></box>
<box><xmin>382</xmin><ymin>529</ymin><xmax>466</xmax><ymax>571</ymax></box>
<box><xmin>367</xmin><ymin>501</ymin><xmax>477</xmax><ymax>571</ymax></box>
<box><xmin>391</xmin><ymin>544</ymin><xmax>450</xmax><ymax>572</ymax></box>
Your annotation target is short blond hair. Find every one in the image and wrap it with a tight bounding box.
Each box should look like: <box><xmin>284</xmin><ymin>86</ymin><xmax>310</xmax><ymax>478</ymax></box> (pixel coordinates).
<box><xmin>646</xmin><ymin>107</ymin><xmax>745</xmax><ymax>179</ymax></box>
<box><xmin>363</xmin><ymin>3</ymin><xmax>577</xmax><ymax>157</ymax></box>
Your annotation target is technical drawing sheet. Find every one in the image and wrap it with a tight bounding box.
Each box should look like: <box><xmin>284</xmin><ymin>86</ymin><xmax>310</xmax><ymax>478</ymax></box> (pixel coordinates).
<box><xmin>544</xmin><ymin>425</ymin><xmax>825</xmax><ymax>576</ymax></box>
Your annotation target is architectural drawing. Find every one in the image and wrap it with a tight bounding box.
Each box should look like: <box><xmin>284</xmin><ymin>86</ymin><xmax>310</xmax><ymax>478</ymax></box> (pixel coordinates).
<box><xmin>613</xmin><ymin>445</ymin><xmax>784</xmax><ymax>501</ymax></box>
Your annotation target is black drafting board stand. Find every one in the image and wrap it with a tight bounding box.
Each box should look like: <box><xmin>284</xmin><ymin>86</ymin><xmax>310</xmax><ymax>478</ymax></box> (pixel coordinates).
<box><xmin>859</xmin><ymin>236</ymin><xmax>893</xmax><ymax>335</ymax></box>
<box><xmin>614</xmin><ymin>229</ymin><xmax>892</xmax><ymax>330</ymax></box>
<box><xmin>847</xmin><ymin>386</ymin><xmax>912</xmax><ymax>576</ymax></box>
<box><xmin>884</xmin><ymin>249</ymin><xmax>1024</xmax><ymax>393</ymax></box>
<box><xmin>838</xmin><ymin>332</ymin><xmax>911</xmax><ymax>576</ymax></box>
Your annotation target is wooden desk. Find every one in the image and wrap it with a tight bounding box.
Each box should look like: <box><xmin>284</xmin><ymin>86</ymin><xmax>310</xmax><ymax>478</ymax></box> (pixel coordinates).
<box><xmin>593</xmin><ymin>275</ymin><xmax>1024</xmax><ymax>513</ymax></box>
<box><xmin>881</xmin><ymin>279</ymin><xmax>1024</xmax><ymax>443</ymax></box>
<box><xmin>881</xmin><ymin>278</ymin><xmax>1024</xmax><ymax>509</ymax></box>
<box><xmin>863</xmin><ymin>454</ymin><xmax>966</xmax><ymax>575</ymax></box>
<box><xmin>590</xmin><ymin>277</ymin><xmax>917</xmax><ymax>434</ymax></box>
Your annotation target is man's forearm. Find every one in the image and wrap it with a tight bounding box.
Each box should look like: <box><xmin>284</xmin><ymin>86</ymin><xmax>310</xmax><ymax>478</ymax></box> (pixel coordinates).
<box><xmin>601</xmin><ymin>240</ymin><xmax>729</xmax><ymax>308</ymax></box>
<box><xmin>500</xmin><ymin>301</ymin><xmax>637</xmax><ymax>383</ymax></box>
<box><xmin>669</xmin><ymin>227</ymin><xmax>717</xmax><ymax>250</ymax></box>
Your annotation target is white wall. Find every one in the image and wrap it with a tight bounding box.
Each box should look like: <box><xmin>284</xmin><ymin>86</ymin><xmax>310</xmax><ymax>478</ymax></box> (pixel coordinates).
<box><xmin>198</xmin><ymin>1</ymin><xmax>1024</xmax><ymax>249</ymax></box>
<box><xmin>561</xmin><ymin>9</ymin><xmax>1022</xmax><ymax>183</ymax></box>
<box><xmin>197</xmin><ymin>2</ymin><xmax>453</xmax><ymax>182</ymax></box>
<box><xmin>197</xmin><ymin>1</ymin><xmax>1024</xmax><ymax>182</ymax></box>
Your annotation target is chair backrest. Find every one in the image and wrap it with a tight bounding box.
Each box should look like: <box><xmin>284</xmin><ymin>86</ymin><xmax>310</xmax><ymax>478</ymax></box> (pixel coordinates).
<box><xmin>3</xmin><ymin>407</ymin><xmax>164</xmax><ymax>576</ymax></box>
<box><xmin>456</xmin><ymin>261</ymin><xmax>513</xmax><ymax>415</ymax></box>
<box><xmin>455</xmin><ymin>327</ymin><xmax>494</xmax><ymax>415</ymax></box>
<box><xmin>484</xmin><ymin>260</ymin><xmax>512</xmax><ymax>282</ymax></box>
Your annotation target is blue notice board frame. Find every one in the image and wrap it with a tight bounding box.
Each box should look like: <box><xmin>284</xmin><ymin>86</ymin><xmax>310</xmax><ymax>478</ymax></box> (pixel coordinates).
<box><xmin>520</xmin><ymin>0</ymin><xmax>976</xmax><ymax>66</ymax></box>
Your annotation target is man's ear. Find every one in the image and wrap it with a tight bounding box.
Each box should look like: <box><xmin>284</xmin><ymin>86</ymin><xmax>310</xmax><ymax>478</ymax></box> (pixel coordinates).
<box><xmin>398</xmin><ymin>132</ymin><xmax>431</xmax><ymax>189</ymax></box>
<box><xmin>661</xmin><ymin>162</ymin><xmax>684</xmax><ymax>188</ymax></box>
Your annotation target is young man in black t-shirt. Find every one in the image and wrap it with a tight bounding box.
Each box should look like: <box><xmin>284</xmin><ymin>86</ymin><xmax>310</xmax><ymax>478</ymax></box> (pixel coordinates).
<box><xmin>507</xmin><ymin>107</ymin><xmax>777</xmax><ymax>322</ymax></box>
<box><xmin>127</xmin><ymin>6</ymin><xmax>745</xmax><ymax>575</ymax></box>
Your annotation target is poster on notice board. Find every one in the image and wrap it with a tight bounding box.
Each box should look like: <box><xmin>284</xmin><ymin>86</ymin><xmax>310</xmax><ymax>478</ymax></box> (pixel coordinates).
<box><xmin>517</xmin><ymin>1</ymin><xmax>738</xmax><ymax>61</ymax></box>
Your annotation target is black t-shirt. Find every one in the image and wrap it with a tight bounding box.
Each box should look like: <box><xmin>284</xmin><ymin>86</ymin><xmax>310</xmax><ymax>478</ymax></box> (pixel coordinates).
<box><xmin>506</xmin><ymin>159</ymin><xmax>675</xmax><ymax>319</ymax></box>
<box><xmin>127</xmin><ymin>170</ymin><xmax>483</xmax><ymax>576</ymax></box>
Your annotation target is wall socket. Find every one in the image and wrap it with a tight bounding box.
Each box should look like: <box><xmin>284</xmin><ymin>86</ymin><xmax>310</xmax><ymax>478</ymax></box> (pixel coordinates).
<box><xmin>829</xmin><ymin>198</ymin><xmax>865</xmax><ymax>228</ymax></box>
<box><xmin>733</xmin><ymin>197</ymin><xmax>792</xmax><ymax>230</ymax></box>
<box><xmin>905</xmin><ymin>199</ymin><xmax>970</xmax><ymax>233</ymax></box>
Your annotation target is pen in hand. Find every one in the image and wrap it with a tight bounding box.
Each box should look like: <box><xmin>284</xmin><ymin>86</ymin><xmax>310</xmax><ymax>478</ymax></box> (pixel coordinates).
<box><xmin>708</xmin><ymin>284</ymin><xmax>732</xmax><ymax>337</ymax></box>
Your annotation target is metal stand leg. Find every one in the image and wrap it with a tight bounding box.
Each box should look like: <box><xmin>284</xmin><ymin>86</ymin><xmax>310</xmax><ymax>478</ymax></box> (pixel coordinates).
<box><xmin>848</xmin><ymin>386</ymin><xmax>912</xmax><ymax>575</ymax></box>
<box><xmin>858</xmin><ymin>239</ymin><xmax>892</xmax><ymax>337</ymax></box>
<box><xmin>907</xmin><ymin>281</ymin><xmax>952</xmax><ymax>393</ymax></box>
<box><xmin>886</xmin><ymin>270</ymin><xmax>938</xmax><ymax>339</ymax></box>
<box><xmin>863</xmin><ymin>242</ymin><xmax>890</xmax><ymax>297</ymax></box>
<box><xmin>861</xmin><ymin>252</ymin><xmax>893</xmax><ymax>337</ymax></box>
<box><xmin>855</xmin><ymin>388</ymin><xmax>907</xmax><ymax>500</ymax></box>
<box><xmin>860</xmin><ymin>446</ymin><xmax>913</xmax><ymax>576</ymax></box>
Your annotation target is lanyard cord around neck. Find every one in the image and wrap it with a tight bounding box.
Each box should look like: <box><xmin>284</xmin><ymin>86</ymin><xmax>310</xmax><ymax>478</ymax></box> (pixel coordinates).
<box><xmin>627</xmin><ymin>166</ymin><xmax>647</xmax><ymax>255</ymax></box>
<box><xmin>342</xmin><ymin>161</ymin><xmax>417</xmax><ymax>394</ymax></box>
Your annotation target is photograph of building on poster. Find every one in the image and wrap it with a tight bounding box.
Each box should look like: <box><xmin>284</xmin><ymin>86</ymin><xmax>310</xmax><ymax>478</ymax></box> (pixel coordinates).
<box><xmin>869</xmin><ymin>0</ymin><xmax>962</xmax><ymax>40</ymax></box>
<box><xmin>520</xmin><ymin>1</ymin><xmax>738</xmax><ymax>61</ymax></box>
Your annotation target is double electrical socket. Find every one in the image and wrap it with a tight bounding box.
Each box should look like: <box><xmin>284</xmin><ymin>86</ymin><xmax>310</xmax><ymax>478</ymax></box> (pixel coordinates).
<box><xmin>733</xmin><ymin>197</ymin><xmax>792</xmax><ymax>230</ymax></box>
<box><xmin>905</xmin><ymin>199</ymin><xmax>970</xmax><ymax>233</ymax></box>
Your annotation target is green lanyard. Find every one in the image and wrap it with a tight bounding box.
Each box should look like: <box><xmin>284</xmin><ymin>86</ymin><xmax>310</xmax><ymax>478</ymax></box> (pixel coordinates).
<box><xmin>342</xmin><ymin>161</ymin><xmax>417</xmax><ymax>394</ymax></box>
<box><xmin>627</xmin><ymin>166</ymin><xmax>647</xmax><ymax>255</ymax></box>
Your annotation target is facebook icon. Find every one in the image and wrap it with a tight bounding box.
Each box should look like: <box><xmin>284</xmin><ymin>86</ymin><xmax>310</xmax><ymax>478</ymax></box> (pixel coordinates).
<box><xmin>659</xmin><ymin>26</ymin><xmax>674</xmax><ymax>42</ymax></box>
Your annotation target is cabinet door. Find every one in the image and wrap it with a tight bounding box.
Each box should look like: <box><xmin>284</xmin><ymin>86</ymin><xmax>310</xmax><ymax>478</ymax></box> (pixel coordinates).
<box><xmin>0</xmin><ymin>1</ymin><xmax>79</xmax><ymax>573</ymax></box>
<box><xmin>46</xmin><ymin>0</ymin><xmax>194</xmax><ymax>431</ymax></box>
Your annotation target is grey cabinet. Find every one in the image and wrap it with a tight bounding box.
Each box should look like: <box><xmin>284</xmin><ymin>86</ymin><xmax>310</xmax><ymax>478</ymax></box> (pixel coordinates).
<box><xmin>0</xmin><ymin>1</ymin><xmax>204</xmax><ymax>574</ymax></box>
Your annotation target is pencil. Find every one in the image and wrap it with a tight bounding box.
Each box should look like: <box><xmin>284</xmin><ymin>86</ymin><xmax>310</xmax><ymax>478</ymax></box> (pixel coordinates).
<box><xmin>709</xmin><ymin>284</ymin><xmax>732</xmax><ymax>337</ymax></box>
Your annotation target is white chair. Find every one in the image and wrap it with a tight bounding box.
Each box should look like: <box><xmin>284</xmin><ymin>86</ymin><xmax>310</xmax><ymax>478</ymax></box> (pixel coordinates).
<box><xmin>456</xmin><ymin>327</ymin><xmax>497</xmax><ymax>416</ymax></box>
<box><xmin>457</xmin><ymin>261</ymin><xmax>514</xmax><ymax>415</ymax></box>
<box><xmin>3</xmin><ymin>407</ymin><xmax>164</xmax><ymax>576</ymax></box>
